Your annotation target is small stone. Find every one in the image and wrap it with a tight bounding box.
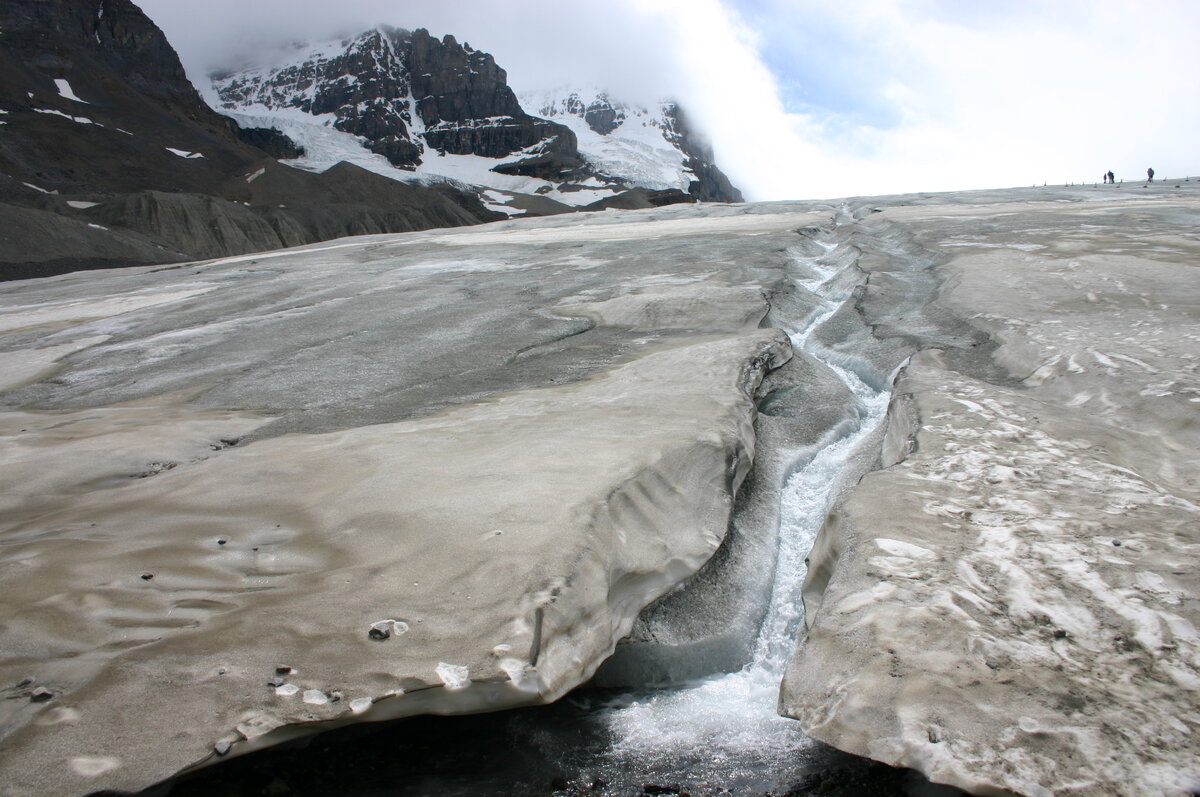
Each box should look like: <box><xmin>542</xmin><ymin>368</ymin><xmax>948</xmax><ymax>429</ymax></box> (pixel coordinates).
<box><xmin>267</xmin><ymin>675</ymin><xmax>285</xmax><ymax>687</ymax></box>
<box><xmin>275</xmin><ymin>665</ymin><xmax>292</xmax><ymax>675</ymax></box>
<box><xmin>1053</xmin><ymin>629</ymin><xmax>1068</xmax><ymax>639</ymax></box>
<box><xmin>368</xmin><ymin>619</ymin><xmax>408</xmax><ymax>640</ymax></box>
<box><xmin>140</xmin><ymin>573</ymin><xmax>154</xmax><ymax>580</ymax></box>
<box><xmin>15</xmin><ymin>678</ymin><xmax>32</xmax><ymax>689</ymax></box>
<box><xmin>30</xmin><ymin>687</ymin><xmax>53</xmax><ymax>702</ymax></box>
<box><xmin>217</xmin><ymin>539</ymin><xmax>227</xmax><ymax>546</ymax></box>
<box><xmin>214</xmin><ymin>740</ymin><xmax>232</xmax><ymax>756</ymax></box>
<box><xmin>1112</xmin><ymin>539</ymin><xmax>1122</xmax><ymax>546</ymax></box>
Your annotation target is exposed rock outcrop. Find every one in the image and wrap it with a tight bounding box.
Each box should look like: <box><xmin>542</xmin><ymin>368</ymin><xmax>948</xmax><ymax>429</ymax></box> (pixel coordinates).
<box><xmin>583</xmin><ymin>187</ymin><xmax>695</xmax><ymax>210</ymax></box>
<box><xmin>229</xmin><ymin>122</ymin><xmax>305</xmax><ymax>159</ymax></box>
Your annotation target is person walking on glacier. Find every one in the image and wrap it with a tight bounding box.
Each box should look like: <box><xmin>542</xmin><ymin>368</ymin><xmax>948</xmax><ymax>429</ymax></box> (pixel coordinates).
<box><xmin>1147</xmin><ymin>167</ymin><xmax>1155</xmax><ymax>182</ymax></box>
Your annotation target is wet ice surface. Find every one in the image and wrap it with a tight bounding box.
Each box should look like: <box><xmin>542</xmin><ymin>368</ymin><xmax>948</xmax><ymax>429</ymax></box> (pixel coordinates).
<box><xmin>783</xmin><ymin>188</ymin><xmax>1200</xmax><ymax>796</ymax></box>
<box><xmin>0</xmin><ymin>203</ymin><xmax>830</xmax><ymax>797</ymax></box>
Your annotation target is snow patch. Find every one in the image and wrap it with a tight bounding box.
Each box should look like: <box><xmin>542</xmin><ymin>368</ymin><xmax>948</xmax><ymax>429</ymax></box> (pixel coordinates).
<box><xmin>54</xmin><ymin>79</ymin><xmax>87</xmax><ymax>103</ymax></box>
<box><xmin>33</xmin><ymin>107</ymin><xmax>94</xmax><ymax>125</ymax></box>
<box><xmin>165</xmin><ymin>147</ymin><xmax>204</xmax><ymax>159</ymax></box>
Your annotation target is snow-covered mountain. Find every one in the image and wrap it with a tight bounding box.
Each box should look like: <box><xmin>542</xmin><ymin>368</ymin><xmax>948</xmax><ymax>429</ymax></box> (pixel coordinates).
<box><xmin>209</xmin><ymin>27</ymin><xmax>741</xmax><ymax>210</ymax></box>
<box><xmin>0</xmin><ymin>0</ymin><xmax>497</xmax><ymax>280</ymax></box>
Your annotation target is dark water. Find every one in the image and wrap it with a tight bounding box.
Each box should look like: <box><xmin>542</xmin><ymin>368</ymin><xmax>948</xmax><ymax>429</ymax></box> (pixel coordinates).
<box><xmin>150</xmin><ymin>687</ymin><xmax>956</xmax><ymax>797</ymax></box>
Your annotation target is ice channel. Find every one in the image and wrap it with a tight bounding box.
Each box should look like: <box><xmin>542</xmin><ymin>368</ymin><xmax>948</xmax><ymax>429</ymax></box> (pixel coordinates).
<box><xmin>160</xmin><ymin>219</ymin><xmax>899</xmax><ymax>796</ymax></box>
<box><xmin>586</xmin><ymin>222</ymin><xmax>894</xmax><ymax>790</ymax></box>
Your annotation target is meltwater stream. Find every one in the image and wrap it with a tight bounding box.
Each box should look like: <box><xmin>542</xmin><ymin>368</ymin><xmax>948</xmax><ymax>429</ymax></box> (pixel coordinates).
<box><xmin>580</xmin><ymin>227</ymin><xmax>894</xmax><ymax>792</ymax></box>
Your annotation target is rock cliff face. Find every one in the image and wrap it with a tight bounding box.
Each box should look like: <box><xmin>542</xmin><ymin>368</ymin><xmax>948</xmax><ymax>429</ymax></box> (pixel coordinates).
<box><xmin>661</xmin><ymin>102</ymin><xmax>745</xmax><ymax>203</ymax></box>
<box><xmin>0</xmin><ymin>1</ymin><xmax>496</xmax><ymax>280</ymax></box>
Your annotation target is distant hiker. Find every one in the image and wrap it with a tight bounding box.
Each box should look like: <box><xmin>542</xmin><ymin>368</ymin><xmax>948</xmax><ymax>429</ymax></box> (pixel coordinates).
<box><xmin>1147</xmin><ymin>167</ymin><xmax>1155</xmax><ymax>182</ymax></box>
<box><xmin>1107</xmin><ymin>170</ymin><xmax>1115</xmax><ymax>184</ymax></box>
<box><xmin>1102</xmin><ymin>172</ymin><xmax>1109</xmax><ymax>184</ymax></box>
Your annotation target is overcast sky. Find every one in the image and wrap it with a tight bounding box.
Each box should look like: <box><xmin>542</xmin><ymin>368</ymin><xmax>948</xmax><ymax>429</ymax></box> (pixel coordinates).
<box><xmin>138</xmin><ymin>0</ymin><xmax>1198</xmax><ymax>201</ymax></box>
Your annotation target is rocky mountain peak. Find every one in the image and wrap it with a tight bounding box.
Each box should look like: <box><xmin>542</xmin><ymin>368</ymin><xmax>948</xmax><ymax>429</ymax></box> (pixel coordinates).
<box><xmin>213</xmin><ymin>27</ymin><xmax>578</xmax><ymax>175</ymax></box>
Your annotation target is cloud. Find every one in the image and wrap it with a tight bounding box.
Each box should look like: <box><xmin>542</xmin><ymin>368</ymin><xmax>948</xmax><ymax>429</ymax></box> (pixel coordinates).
<box><xmin>696</xmin><ymin>0</ymin><xmax>1200</xmax><ymax>198</ymax></box>
<box><xmin>137</xmin><ymin>0</ymin><xmax>685</xmax><ymax>105</ymax></box>
<box><xmin>137</xmin><ymin>0</ymin><xmax>1199</xmax><ymax>201</ymax></box>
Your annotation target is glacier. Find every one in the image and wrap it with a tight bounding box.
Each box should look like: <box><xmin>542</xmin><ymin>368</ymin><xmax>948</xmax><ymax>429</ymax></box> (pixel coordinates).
<box><xmin>0</xmin><ymin>183</ymin><xmax>1198</xmax><ymax>796</ymax></box>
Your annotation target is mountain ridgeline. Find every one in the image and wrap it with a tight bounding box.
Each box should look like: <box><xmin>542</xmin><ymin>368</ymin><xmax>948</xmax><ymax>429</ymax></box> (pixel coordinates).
<box><xmin>212</xmin><ymin>27</ymin><xmax>743</xmax><ymax>207</ymax></box>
